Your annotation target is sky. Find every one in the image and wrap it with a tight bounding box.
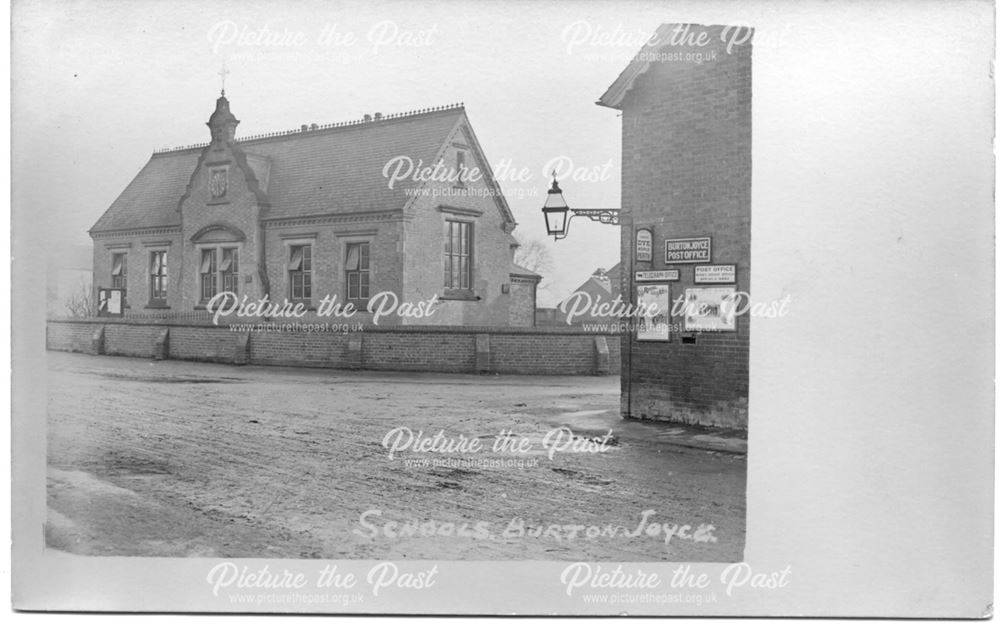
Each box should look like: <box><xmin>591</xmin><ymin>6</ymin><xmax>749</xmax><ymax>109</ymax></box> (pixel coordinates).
<box><xmin>12</xmin><ymin>0</ymin><xmax>994</xmax><ymax>307</ymax></box>
<box><xmin>15</xmin><ymin>0</ymin><xmax>650</xmax><ymax>305</ymax></box>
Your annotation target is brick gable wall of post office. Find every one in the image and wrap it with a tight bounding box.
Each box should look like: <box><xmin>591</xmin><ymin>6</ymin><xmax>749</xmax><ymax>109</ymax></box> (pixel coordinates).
<box><xmin>46</xmin><ymin>319</ymin><xmax>619</xmax><ymax>375</ymax></box>
<box><xmin>619</xmin><ymin>30</ymin><xmax>751</xmax><ymax>429</ymax></box>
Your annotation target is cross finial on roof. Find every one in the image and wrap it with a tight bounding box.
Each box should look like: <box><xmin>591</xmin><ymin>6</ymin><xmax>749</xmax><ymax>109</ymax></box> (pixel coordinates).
<box><xmin>218</xmin><ymin>63</ymin><xmax>230</xmax><ymax>96</ymax></box>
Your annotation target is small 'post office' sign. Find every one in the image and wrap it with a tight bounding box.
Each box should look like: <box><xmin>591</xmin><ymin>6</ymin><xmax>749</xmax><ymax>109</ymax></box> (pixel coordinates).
<box><xmin>694</xmin><ymin>264</ymin><xmax>736</xmax><ymax>284</ymax></box>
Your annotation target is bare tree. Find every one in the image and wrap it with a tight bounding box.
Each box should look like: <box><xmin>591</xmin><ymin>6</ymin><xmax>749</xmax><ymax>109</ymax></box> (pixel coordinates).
<box><xmin>64</xmin><ymin>278</ymin><xmax>94</xmax><ymax>318</ymax></box>
<box><xmin>513</xmin><ymin>238</ymin><xmax>554</xmax><ymax>293</ymax></box>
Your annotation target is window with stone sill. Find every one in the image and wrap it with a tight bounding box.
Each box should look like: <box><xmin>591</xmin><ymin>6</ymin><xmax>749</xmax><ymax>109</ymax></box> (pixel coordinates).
<box><xmin>200</xmin><ymin>248</ymin><xmax>217</xmax><ymax>302</ymax></box>
<box><xmin>110</xmin><ymin>252</ymin><xmax>129</xmax><ymax>308</ymax></box>
<box><xmin>288</xmin><ymin>244</ymin><xmax>312</xmax><ymax>303</ymax></box>
<box><xmin>199</xmin><ymin>247</ymin><xmax>239</xmax><ymax>307</ymax></box>
<box><xmin>111</xmin><ymin>252</ymin><xmax>127</xmax><ymax>290</ymax></box>
<box><xmin>345</xmin><ymin>242</ymin><xmax>370</xmax><ymax>303</ymax></box>
<box><xmin>149</xmin><ymin>250</ymin><xmax>168</xmax><ymax>307</ymax></box>
<box><xmin>444</xmin><ymin>220</ymin><xmax>474</xmax><ymax>298</ymax></box>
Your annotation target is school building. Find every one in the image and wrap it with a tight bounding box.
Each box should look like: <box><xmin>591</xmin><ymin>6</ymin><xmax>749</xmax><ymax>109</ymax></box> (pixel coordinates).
<box><xmin>89</xmin><ymin>93</ymin><xmax>540</xmax><ymax>327</ymax></box>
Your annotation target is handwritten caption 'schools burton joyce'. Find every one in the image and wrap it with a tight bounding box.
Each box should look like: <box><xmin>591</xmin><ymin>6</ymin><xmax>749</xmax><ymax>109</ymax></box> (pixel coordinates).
<box><xmin>353</xmin><ymin>508</ymin><xmax>719</xmax><ymax>547</ymax></box>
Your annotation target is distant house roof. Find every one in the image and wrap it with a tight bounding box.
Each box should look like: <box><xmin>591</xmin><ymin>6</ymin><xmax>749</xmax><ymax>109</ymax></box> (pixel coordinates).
<box><xmin>605</xmin><ymin>262</ymin><xmax>621</xmax><ymax>286</ymax></box>
<box><xmin>579</xmin><ymin>275</ymin><xmax>611</xmax><ymax>295</ymax></box>
<box><xmin>91</xmin><ymin>104</ymin><xmax>514</xmax><ymax>233</ymax></box>
<box><xmin>588</xmin><ymin>262</ymin><xmax>622</xmax><ymax>293</ymax></box>
<box><xmin>557</xmin><ymin>261</ymin><xmax>622</xmax><ymax>303</ymax></box>
<box><xmin>510</xmin><ymin>263</ymin><xmax>542</xmax><ymax>279</ymax></box>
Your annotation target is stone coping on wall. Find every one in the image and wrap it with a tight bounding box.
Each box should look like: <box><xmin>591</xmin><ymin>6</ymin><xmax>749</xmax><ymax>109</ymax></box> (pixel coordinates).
<box><xmin>46</xmin><ymin>318</ymin><xmax>622</xmax><ymax>377</ymax></box>
<box><xmin>47</xmin><ymin>317</ymin><xmax>625</xmax><ymax>336</ymax></box>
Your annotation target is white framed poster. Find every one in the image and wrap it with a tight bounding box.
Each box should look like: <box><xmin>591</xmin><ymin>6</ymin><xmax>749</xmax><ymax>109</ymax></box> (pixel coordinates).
<box><xmin>683</xmin><ymin>287</ymin><xmax>737</xmax><ymax>331</ymax></box>
<box><xmin>636</xmin><ymin>283</ymin><xmax>671</xmax><ymax>341</ymax></box>
<box><xmin>97</xmin><ymin>287</ymin><xmax>124</xmax><ymax>316</ymax></box>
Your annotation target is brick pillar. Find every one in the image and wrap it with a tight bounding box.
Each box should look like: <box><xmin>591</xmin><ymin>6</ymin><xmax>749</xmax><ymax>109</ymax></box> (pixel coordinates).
<box><xmin>153</xmin><ymin>329</ymin><xmax>170</xmax><ymax>360</ymax></box>
<box><xmin>594</xmin><ymin>336</ymin><xmax>610</xmax><ymax>375</ymax></box>
<box><xmin>347</xmin><ymin>334</ymin><xmax>363</xmax><ymax>369</ymax></box>
<box><xmin>90</xmin><ymin>325</ymin><xmax>105</xmax><ymax>355</ymax></box>
<box><xmin>475</xmin><ymin>334</ymin><xmax>490</xmax><ymax>374</ymax></box>
<box><xmin>233</xmin><ymin>331</ymin><xmax>250</xmax><ymax>365</ymax></box>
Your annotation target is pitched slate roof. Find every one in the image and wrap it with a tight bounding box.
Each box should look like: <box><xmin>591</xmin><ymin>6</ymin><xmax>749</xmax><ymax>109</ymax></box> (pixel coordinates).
<box><xmin>561</xmin><ymin>262</ymin><xmax>622</xmax><ymax>300</ymax></box>
<box><xmin>605</xmin><ymin>262</ymin><xmax>622</xmax><ymax>286</ymax></box>
<box><xmin>91</xmin><ymin>105</ymin><xmax>480</xmax><ymax>233</ymax></box>
<box><xmin>510</xmin><ymin>263</ymin><xmax>542</xmax><ymax>279</ymax></box>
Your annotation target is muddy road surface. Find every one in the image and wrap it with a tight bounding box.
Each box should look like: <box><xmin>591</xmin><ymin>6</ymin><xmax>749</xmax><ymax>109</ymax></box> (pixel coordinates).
<box><xmin>47</xmin><ymin>352</ymin><xmax>746</xmax><ymax>561</ymax></box>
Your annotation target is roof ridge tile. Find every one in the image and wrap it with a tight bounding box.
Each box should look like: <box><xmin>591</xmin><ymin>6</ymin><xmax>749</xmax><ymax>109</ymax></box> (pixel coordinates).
<box><xmin>152</xmin><ymin>102</ymin><xmax>465</xmax><ymax>155</ymax></box>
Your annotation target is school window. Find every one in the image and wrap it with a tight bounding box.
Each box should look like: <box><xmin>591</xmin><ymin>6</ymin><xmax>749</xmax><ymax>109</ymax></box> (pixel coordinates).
<box><xmin>221</xmin><ymin>248</ymin><xmax>239</xmax><ymax>295</ymax></box>
<box><xmin>149</xmin><ymin>250</ymin><xmax>168</xmax><ymax>306</ymax></box>
<box><xmin>345</xmin><ymin>242</ymin><xmax>370</xmax><ymax>301</ymax></box>
<box><xmin>444</xmin><ymin>221</ymin><xmax>472</xmax><ymax>292</ymax></box>
<box><xmin>288</xmin><ymin>244</ymin><xmax>312</xmax><ymax>301</ymax></box>
<box><xmin>110</xmin><ymin>252</ymin><xmax>127</xmax><ymax>290</ymax></box>
<box><xmin>200</xmin><ymin>249</ymin><xmax>217</xmax><ymax>301</ymax></box>
<box><xmin>198</xmin><ymin>247</ymin><xmax>239</xmax><ymax>304</ymax></box>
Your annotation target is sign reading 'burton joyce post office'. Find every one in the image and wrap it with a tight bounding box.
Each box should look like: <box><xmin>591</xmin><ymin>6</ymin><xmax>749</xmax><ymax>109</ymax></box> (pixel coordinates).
<box><xmin>636</xmin><ymin>229</ymin><xmax>653</xmax><ymax>262</ymax></box>
<box><xmin>694</xmin><ymin>264</ymin><xmax>737</xmax><ymax>284</ymax></box>
<box><xmin>664</xmin><ymin>237</ymin><xmax>711</xmax><ymax>263</ymax></box>
<box><xmin>636</xmin><ymin>270</ymin><xmax>680</xmax><ymax>282</ymax></box>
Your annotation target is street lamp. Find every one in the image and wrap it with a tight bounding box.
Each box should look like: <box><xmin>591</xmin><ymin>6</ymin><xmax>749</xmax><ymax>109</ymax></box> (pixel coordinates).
<box><xmin>541</xmin><ymin>173</ymin><xmax>620</xmax><ymax>241</ymax></box>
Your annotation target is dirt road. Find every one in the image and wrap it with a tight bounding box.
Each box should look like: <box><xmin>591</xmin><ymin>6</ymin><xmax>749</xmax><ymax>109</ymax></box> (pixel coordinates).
<box><xmin>46</xmin><ymin>352</ymin><xmax>746</xmax><ymax>561</ymax></box>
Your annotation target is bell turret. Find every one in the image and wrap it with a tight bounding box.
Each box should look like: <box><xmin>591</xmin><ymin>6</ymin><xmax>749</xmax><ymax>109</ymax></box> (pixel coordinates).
<box><xmin>207</xmin><ymin>94</ymin><xmax>240</xmax><ymax>144</ymax></box>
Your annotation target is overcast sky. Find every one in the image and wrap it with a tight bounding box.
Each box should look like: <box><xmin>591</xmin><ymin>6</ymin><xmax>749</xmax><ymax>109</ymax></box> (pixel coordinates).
<box><xmin>13</xmin><ymin>0</ymin><xmax>994</xmax><ymax>307</ymax></box>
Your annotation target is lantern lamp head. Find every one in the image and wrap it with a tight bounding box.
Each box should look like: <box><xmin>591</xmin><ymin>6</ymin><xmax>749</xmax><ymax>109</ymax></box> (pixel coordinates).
<box><xmin>542</xmin><ymin>173</ymin><xmax>570</xmax><ymax>238</ymax></box>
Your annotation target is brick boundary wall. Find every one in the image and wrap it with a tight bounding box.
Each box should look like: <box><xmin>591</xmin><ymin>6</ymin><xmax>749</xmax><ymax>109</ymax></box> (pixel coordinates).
<box><xmin>46</xmin><ymin>319</ymin><xmax>621</xmax><ymax>376</ymax></box>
